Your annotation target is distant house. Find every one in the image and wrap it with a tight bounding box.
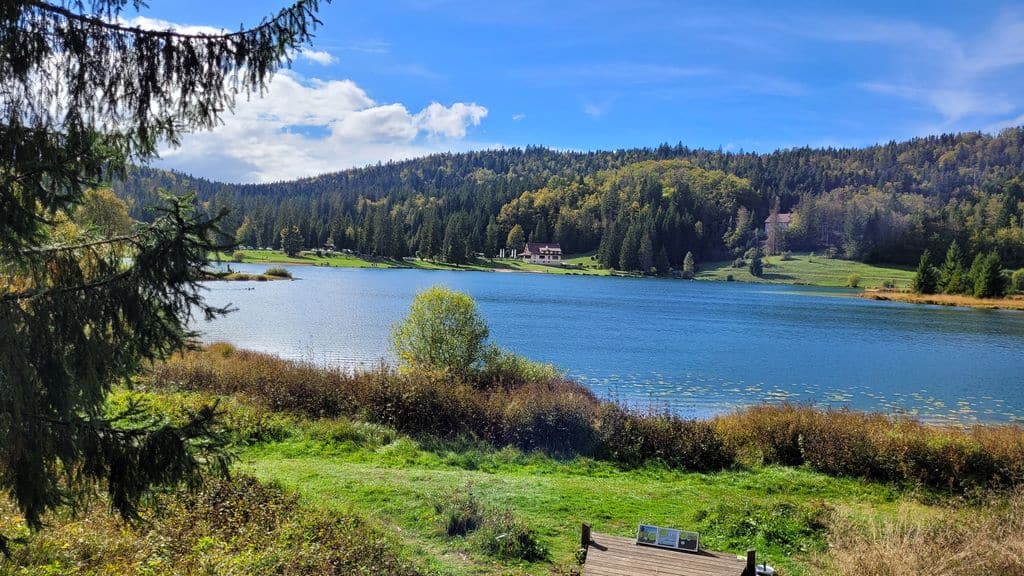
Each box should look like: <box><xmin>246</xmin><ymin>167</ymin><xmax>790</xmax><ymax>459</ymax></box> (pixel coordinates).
<box><xmin>521</xmin><ymin>242</ymin><xmax>562</xmax><ymax>265</ymax></box>
<box><xmin>764</xmin><ymin>212</ymin><xmax>793</xmax><ymax>235</ymax></box>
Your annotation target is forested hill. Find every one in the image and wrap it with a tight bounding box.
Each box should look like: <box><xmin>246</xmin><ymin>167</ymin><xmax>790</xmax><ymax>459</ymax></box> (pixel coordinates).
<box><xmin>115</xmin><ymin>129</ymin><xmax>1024</xmax><ymax>269</ymax></box>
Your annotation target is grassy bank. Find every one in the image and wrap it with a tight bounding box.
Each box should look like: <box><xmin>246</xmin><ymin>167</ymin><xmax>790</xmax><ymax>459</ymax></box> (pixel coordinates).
<box><xmin>227</xmin><ymin>249</ymin><xmax>920</xmax><ymax>290</ymax></box>
<box><xmin>697</xmin><ymin>253</ymin><xmax>915</xmax><ymax>289</ymax></box>
<box><xmin>223</xmin><ymin>249</ymin><xmax>612</xmax><ymax>276</ymax></box>
<box><xmin>201</xmin><ymin>266</ymin><xmax>294</xmax><ymax>282</ymax></box>
<box><xmin>861</xmin><ymin>290</ymin><xmax>1024</xmax><ymax>311</ymax></box>
<box><xmin>5</xmin><ymin>347</ymin><xmax>1024</xmax><ymax>575</ymax></box>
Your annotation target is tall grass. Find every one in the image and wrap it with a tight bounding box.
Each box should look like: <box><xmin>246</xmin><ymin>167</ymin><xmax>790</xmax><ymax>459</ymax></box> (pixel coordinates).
<box><xmin>0</xmin><ymin>475</ymin><xmax>420</xmax><ymax>575</ymax></box>
<box><xmin>715</xmin><ymin>404</ymin><xmax>1024</xmax><ymax>492</ymax></box>
<box><xmin>819</xmin><ymin>490</ymin><xmax>1024</xmax><ymax>575</ymax></box>
<box><xmin>149</xmin><ymin>345</ymin><xmax>1024</xmax><ymax>490</ymax></box>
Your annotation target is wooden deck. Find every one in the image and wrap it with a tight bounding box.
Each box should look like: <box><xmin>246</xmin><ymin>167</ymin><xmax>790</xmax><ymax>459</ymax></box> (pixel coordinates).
<box><xmin>583</xmin><ymin>531</ymin><xmax>752</xmax><ymax>576</ymax></box>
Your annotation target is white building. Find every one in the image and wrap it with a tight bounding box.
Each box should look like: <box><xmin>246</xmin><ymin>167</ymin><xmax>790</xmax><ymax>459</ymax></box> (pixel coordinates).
<box><xmin>520</xmin><ymin>242</ymin><xmax>563</xmax><ymax>265</ymax></box>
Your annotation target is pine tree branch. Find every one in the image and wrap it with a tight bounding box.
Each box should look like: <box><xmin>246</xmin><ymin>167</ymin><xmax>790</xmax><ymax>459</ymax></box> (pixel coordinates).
<box><xmin>22</xmin><ymin>0</ymin><xmax>325</xmax><ymax>41</ymax></box>
<box><xmin>0</xmin><ymin>267</ymin><xmax>133</xmax><ymax>301</ymax></box>
<box><xmin>12</xmin><ymin>222</ymin><xmax>155</xmax><ymax>255</ymax></box>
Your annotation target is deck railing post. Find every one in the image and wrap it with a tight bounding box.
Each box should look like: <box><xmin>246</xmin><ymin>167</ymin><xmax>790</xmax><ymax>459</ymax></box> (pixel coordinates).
<box><xmin>743</xmin><ymin>549</ymin><xmax>756</xmax><ymax>575</ymax></box>
<box><xmin>581</xmin><ymin>523</ymin><xmax>591</xmax><ymax>548</ymax></box>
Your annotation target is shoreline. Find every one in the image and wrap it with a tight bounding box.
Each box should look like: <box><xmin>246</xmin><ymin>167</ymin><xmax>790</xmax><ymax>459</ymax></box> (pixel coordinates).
<box><xmin>860</xmin><ymin>289</ymin><xmax>1024</xmax><ymax>311</ymax></box>
<box><xmin>222</xmin><ymin>250</ymin><xmax>915</xmax><ymax>288</ymax></box>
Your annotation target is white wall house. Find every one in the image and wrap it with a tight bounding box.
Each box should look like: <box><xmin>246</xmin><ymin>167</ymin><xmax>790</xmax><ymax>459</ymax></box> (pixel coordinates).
<box><xmin>521</xmin><ymin>242</ymin><xmax>563</xmax><ymax>265</ymax></box>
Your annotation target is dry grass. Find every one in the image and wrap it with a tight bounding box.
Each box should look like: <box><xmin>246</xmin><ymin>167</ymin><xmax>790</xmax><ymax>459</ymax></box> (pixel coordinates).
<box><xmin>818</xmin><ymin>491</ymin><xmax>1024</xmax><ymax>575</ymax></box>
<box><xmin>861</xmin><ymin>290</ymin><xmax>1024</xmax><ymax>310</ymax></box>
<box><xmin>715</xmin><ymin>404</ymin><xmax>1024</xmax><ymax>492</ymax></box>
<box><xmin>149</xmin><ymin>346</ymin><xmax>1024</xmax><ymax>489</ymax></box>
<box><xmin>149</xmin><ymin>344</ymin><xmax>603</xmax><ymax>456</ymax></box>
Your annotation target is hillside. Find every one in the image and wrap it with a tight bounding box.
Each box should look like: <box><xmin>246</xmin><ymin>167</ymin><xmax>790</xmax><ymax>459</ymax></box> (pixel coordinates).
<box><xmin>116</xmin><ymin>129</ymin><xmax>1024</xmax><ymax>271</ymax></box>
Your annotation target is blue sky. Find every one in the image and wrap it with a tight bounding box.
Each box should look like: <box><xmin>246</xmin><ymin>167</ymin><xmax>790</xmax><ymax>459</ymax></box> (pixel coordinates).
<box><xmin>136</xmin><ymin>1</ymin><xmax>1024</xmax><ymax>182</ymax></box>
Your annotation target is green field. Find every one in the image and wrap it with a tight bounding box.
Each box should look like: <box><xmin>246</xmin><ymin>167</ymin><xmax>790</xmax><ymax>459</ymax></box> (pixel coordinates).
<box><xmin>222</xmin><ymin>249</ymin><xmax>612</xmax><ymax>276</ymax></box>
<box><xmin>223</xmin><ymin>249</ymin><xmax>913</xmax><ymax>289</ymax></box>
<box><xmin>242</xmin><ymin>419</ymin><xmax>907</xmax><ymax>576</ymax></box>
<box><xmin>696</xmin><ymin>253</ymin><xmax>915</xmax><ymax>289</ymax></box>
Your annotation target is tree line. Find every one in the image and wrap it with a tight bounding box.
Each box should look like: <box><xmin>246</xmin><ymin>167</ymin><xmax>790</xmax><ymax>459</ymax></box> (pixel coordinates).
<box><xmin>114</xmin><ymin>129</ymin><xmax>1024</xmax><ymax>272</ymax></box>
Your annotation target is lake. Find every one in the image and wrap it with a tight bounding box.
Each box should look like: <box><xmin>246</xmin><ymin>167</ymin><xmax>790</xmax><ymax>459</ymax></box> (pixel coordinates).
<box><xmin>198</xmin><ymin>263</ymin><xmax>1024</xmax><ymax>423</ymax></box>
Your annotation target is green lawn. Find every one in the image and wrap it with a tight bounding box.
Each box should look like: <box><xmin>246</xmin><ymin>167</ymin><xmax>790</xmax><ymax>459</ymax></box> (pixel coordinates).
<box><xmin>225</xmin><ymin>249</ymin><xmax>913</xmax><ymax>289</ymax></box>
<box><xmin>221</xmin><ymin>249</ymin><xmax>612</xmax><ymax>276</ymax></box>
<box><xmin>221</xmin><ymin>249</ymin><xmax>402</xmax><ymax>268</ymax></box>
<box><xmin>241</xmin><ymin>425</ymin><xmax>919</xmax><ymax>576</ymax></box>
<box><xmin>697</xmin><ymin>253</ymin><xmax>915</xmax><ymax>289</ymax></box>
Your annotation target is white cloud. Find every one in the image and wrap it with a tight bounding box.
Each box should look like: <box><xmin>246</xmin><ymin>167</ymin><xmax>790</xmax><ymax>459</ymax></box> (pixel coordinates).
<box><xmin>300</xmin><ymin>50</ymin><xmax>336</xmax><ymax>65</ymax></box>
<box><xmin>157</xmin><ymin>71</ymin><xmax>489</xmax><ymax>183</ymax></box>
<box><xmin>122</xmin><ymin>15</ymin><xmax>225</xmax><ymax>36</ymax></box>
<box><xmin>582</xmin><ymin>96</ymin><xmax>617</xmax><ymax>119</ymax></box>
<box><xmin>512</xmin><ymin>113</ymin><xmax>526</xmax><ymax>121</ymax></box>
<box><xmin>415</xmin><ymin>102</ymin><xmax>487</xmax><ymax>138</ymax></box>
<box><xmin>829</xmin><ymin>12</ymin><xmax>1024</xmax><ymax>128</ymax></box>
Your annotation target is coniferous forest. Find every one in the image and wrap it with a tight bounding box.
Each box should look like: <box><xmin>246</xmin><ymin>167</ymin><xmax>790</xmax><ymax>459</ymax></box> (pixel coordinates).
<box><xmin>116</xmin><ymin>128</ymin><xmax>1024</xmax><ymax>270</ymax></box>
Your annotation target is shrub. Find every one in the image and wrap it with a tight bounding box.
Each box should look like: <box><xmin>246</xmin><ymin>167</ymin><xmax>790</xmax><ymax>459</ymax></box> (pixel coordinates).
<box><xmin>732</xmin><ymin>257</ymin><xmax>745</xmax><ymax>268</ymax></box>
<box><xmin>151</xmin><ymin>348</ymin><xmax>1024</xmax><ymax>491</ymax></box>
<box><xmin>264</xmin><ymin>266</ymin><xmax>292</xmax><ymax>278</ymax></box>
<box><xmin>0</xmin><ymin>475</ymin><xmax>421</xmax><ymax>575</ymax></box>
<box><xmin>1007</xmin><ymin>266</ymin><xmax>1024</xmax><ymax>291</ymax></box>
<box><xmin>231</xmin><ymin>250</ymin><xmax>245</xmax><ymax>262</ymax></box>
<box><xmin>846</xmin><ymin>273</ymin><xmax>861</xmax><ymax>288</ymax></box>
<box><xmin>431</xmin><ymin>487</ymin><xmax>547</xmax><ymax>562</ymax></box>
<box><xmin>478</xmin><ymin>347</ymin><xmax>564</xmax><ymax>390</ymax></box>
<box><xmin>489</xmin><ymin>380</ymin><xmax>600</xmax><ymax>455</ymax></box>
<box><xmin>596</xmin><ymin>404</ymin><xmax>734</xmax><ymax>471</ymax></box>
<box><xmin>696</xmin><ymin>500</ymin><xmax>830</xmax><ymax>556</ymax></box>
<box><xmin>434</xmin><ymin>487</ymin><xmax>484</xmax><ymax>537</ymax></box>
<box><xmin>749</xmin><ymin>250</ymin><xmax>764</xmax><ymax>277</ymax></box>
<box><xmin>716</xmin><ymin>405</ymin><xmax>1024</xmax><ymax>492</ymax></box>
<box><xmin>391</xmin><ymin>286</ymin><xmax>489</xmax><ymax>377</ymax></box>
<box><xmin>473</xmin><ymin>508</ymin><xmax>547</xmax><ymax>562</ymax></box>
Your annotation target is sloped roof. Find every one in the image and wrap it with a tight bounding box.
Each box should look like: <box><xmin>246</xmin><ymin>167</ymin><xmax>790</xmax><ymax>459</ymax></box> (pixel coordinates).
<box><xmin>522</xmin><ymin>242</ymin><xmax>562</xmax><ymax>255</ymax></box>
<box><xmin>764</xmin><ymin>212</ymin><xmax>793</xmax><ymax>224</ymax></box>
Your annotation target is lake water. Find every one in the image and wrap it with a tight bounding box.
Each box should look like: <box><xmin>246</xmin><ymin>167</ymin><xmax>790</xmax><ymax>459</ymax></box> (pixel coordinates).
<box><xmin>197</xmin><ymin>263</ymin><xmax>1024</xmax><ymax>423</ymax></box>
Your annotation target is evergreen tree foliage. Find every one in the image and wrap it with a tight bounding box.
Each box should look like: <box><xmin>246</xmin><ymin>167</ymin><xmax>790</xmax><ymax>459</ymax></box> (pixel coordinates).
<box><xmin>0</xmin><ymin>0</ymin><xmax>328</xmax><ymax>536</ymax></box>
<box><xmin>1011</xmin><ymin>269</ymin><xmax>1024</xmax><ymax>293</ymax></box>
<box><xmin>442</xmin><ymin>216</ymin><xmax>468</xmax><ymax>264</ymax></box>
<box><xmin>912</xmin><ymin>249</ymin><xmax>939</xmax><ymax>294</ymax></box>
<box><xmin>618</xmin><ymin>220</ymin><xmax>642</xmax><ymax>271</ymax></box>
<box><xmin>973</xmin><ymin>252</ymin><xmax>1006</xmax><ymax>298</ymax></box>
<box><xmin>938</xmin><ymin>240</ymin><xmax>966</xmax><ymax>294</ymax></box>
<box><xmin>748</xmin><ymin>248</ymin><xmax>763</xmax><ymax>277</ymax></box>
<box><xmin>114</xmin><ymin>130</ymin><xmax>1024</xmax><ymax>271</ymax></box>
<box><xmin>638</xmin><ymin>232</ymin><xmax>655</xmax><ymax>273</ymax></box>
<box><xmin>281</xmin><ymin>225</ymin><xmax>304</xmax><ymax>256</ymax></box>
<box><xmin>683</xmin><ymin>251</ymin><xmax>696</xmax><ymax>279</ymax></box>
<box><xmin>655</xmin><ymin>247</ymin><xmax>671</xmax><ymax>275</ymax></box>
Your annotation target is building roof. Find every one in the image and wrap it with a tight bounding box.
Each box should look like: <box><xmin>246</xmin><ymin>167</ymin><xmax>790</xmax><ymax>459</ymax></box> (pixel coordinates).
<box><xmin>764</xmin><ymin>212</ymin><xmax>793</xmax><ymax>224</ymax></box>
<box><xmin>522</xmin><ymin>242</ymin><xmax>562</xmax><ymax>255</ymax></box>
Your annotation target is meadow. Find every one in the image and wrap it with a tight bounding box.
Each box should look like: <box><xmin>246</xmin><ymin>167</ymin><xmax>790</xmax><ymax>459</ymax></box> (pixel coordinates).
<box><xmin>696</xmin><ymin>253</ymin><xmax>915</xmax><ymax>289</ymax></box>
<box><xmin>224</xmin><ymin>249</ymin><xmax>611</xmax><ymax>276</ymax></box>
<box><xmin>225</xmin><ymin>249</ymin><xmax>921</xmax><ymax>290</ymax></box>
<box><xmin>7</xmin><ymin>345</ymin><xmax>1020</xmax><ymax>575</ymax></box>
<box><xmin>5</xmin><ymin>350</ymin><xmax>1024</xmax><ymax>575</ymax></box>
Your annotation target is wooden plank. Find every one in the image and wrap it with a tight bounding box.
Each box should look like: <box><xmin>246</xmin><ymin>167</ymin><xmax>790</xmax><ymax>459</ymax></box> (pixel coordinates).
<box><xmin>583</xmin><ymin>533</ymin><xmax>747</xmax><ymax>576</ymax></box>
